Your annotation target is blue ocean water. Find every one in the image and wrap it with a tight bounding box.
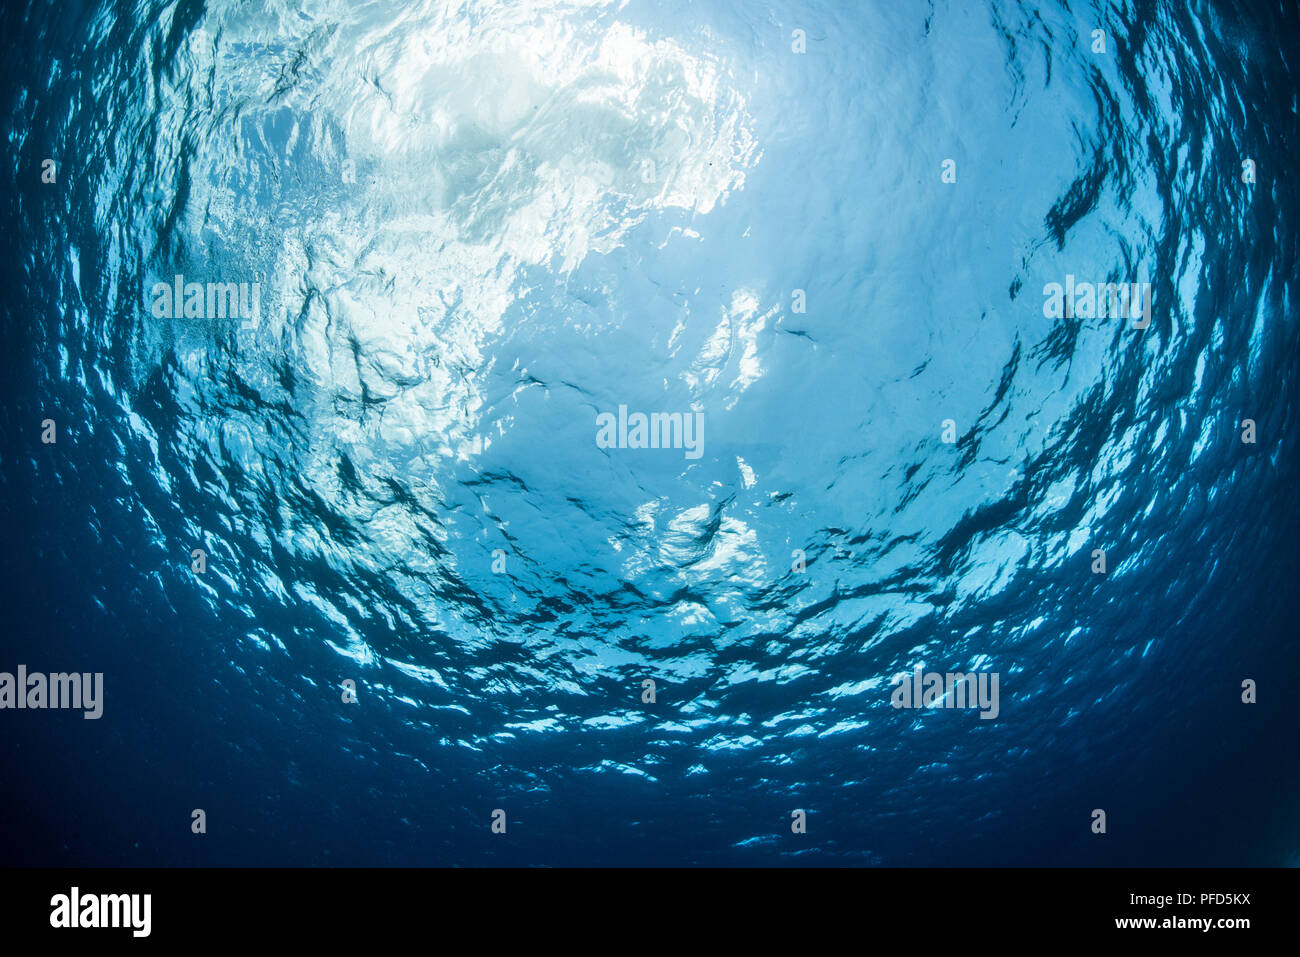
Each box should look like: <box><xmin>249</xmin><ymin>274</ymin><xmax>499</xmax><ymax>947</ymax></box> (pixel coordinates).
<box><xmin>1</xmin><ymin>0</ymin><xmax>1297</xmax><ymax>867</ymax></box>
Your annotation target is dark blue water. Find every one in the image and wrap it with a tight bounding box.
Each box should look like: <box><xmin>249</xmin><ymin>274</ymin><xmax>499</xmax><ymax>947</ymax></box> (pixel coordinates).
<box><xmin>1</xmin><ymin>0</ymin><xmax>1298</xmax><ymax>866</ymax></box>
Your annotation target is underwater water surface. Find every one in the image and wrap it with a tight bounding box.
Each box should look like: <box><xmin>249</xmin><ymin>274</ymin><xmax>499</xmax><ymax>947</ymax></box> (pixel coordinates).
<box><xmin>1</xmin><ymin>0</ymin><xmax>1298</xmax><ymax>866</ymax></box>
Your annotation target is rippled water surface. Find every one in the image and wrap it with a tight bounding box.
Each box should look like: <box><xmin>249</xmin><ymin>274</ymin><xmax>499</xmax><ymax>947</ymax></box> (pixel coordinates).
<box><xmin>2</xmin><ymin>0</ymin><xmax>1298</xmax><ymax>865</ymax></box>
